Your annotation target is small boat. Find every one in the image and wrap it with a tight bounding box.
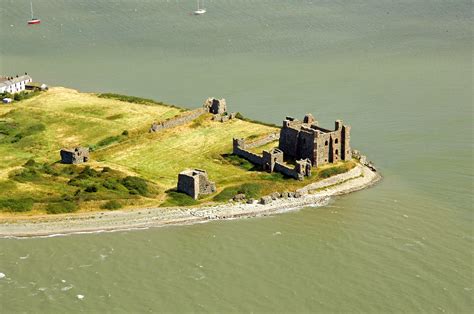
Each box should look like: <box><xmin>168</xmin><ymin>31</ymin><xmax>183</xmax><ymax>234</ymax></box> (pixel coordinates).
<box><xmin>27</xmin><ymin>2</ymin><xmax>40</xmax><ymax>24</ymax></box>
<box><xmin>193</xmin><ymin>0</ymin><xmax>206</xmax><ymax>15</ymax></box>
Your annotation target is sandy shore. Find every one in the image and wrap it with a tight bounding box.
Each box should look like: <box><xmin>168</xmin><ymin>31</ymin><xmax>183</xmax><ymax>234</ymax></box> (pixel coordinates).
<box><xmin>0</xmin><ymin>165</ymin><xmax>381</xmax><ymax>238</ymax></box>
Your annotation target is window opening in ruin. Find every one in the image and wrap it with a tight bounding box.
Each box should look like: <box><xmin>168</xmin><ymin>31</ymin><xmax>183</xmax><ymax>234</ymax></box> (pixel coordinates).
<box><xmin>325</xmin><ymin>140</ymin><xmax>328</xmax><ymax>146</ymax></box>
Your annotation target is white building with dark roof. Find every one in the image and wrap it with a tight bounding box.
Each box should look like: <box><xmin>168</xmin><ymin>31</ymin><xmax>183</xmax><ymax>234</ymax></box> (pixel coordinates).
<box><xmin>0</xmin><ymin>74</ymin><xmax>33</xmax><ymax>94</ymax></box>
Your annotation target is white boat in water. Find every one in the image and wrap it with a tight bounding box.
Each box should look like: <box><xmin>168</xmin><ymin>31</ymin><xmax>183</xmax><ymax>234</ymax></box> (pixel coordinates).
<box><xmin>193</xmin><ymin>0</ymin><xmax>206</xmax><ymax>15</ymax></box>
<box><xmin>27</xmin><ymin>1</ymin><xmax>40</xmax><ymax>24</ymax></box>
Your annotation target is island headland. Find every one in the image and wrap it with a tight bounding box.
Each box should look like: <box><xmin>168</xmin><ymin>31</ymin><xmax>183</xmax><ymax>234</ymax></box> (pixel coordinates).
<box><xmin>0</xmin><ymin>86</ymin><xmax>380</xmax><ymax>237</ymax></box>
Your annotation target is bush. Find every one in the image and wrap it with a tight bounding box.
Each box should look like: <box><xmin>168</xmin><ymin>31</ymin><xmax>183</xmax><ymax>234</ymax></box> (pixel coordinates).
<box><xmin>80</xmin><ymin>166</ymin><xmax>99</xmax><ymax>178</ymax></box>
<box><xmin>101</xmin><ymin>200</ymin><xmax>122</xmax><ymax>210</ymax></box>
<box><xmin>121</xmin><ymin>130</ymin><xmax>129</xmax><ymax>136</ymax></box>
<box><xmin>102</xmin><ymin>178</ymin><xmax>120</xmax><ymax>190</ymax></box>
<box><xmin>46</xmin><ymin>201</ymin><xmax>78</xmax><ymax>214</ymax></box>
<box><xmin>84</xmin><ymin>185</ymin><xmax>98</xmax><ymax>193</ymax></box>
<box><xmin>96</xmin><ymin>135</ymin><xmax>121</xmax><ymax>149</ymax></box>
<box><xmin>25</xmin><ymin>123</ymin><xmax>46</xmax><ymax>135</ymax></box>
<box><xmin>9</xmin><ymin>167</ymin><xmax>40</xmax><ymax>182</ymax></box>
<box><xmin>121</xmin><ymin>176</ymin><xmax>148</xmax><ymax>196</ymax></box>
<box><xmin>24</xmin><ymin>159</ymin><xmax>36</xmax><ymax>167</ymax></box>
<box><xmin>42</xmin><ymin>163</ymin><xmax>59</xmax><ymax>176</ymax></box>
<box><xmin>161</xmin><ymin>191</ymin><xmax>198</xmax><ymax>207</ymax></box>
<box><xmin>0</xmin><ymin>198</ymin><xmax>34</xmax><ymax>212</ymax></box>
<box><xmin>213</xmin><ymin>183</ymin><xmax>261</xmax><ymax>202</ymax></box>
<box><xmin>318</xmin><ymin>164</ymin><xmax>353</xmax><ymax>178</ymax></box>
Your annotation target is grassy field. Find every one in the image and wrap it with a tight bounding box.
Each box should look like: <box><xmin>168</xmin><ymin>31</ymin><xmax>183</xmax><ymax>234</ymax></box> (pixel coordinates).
<box><xmin>0</xmin><ymin>88</ymin><xmax>355</xmax><ymax>215</ymax></box>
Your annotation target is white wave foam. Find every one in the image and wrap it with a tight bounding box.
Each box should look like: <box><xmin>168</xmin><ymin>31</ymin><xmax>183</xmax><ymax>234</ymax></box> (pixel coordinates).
<box><xmin>0</xmin><ymin>272</ymin><xmax>5</xmax><ymax>279</ymax></box>
<box><xmin>77</xmin><ymin>294</ymin><xmax>85</xmax><ymax>300</ymax></box>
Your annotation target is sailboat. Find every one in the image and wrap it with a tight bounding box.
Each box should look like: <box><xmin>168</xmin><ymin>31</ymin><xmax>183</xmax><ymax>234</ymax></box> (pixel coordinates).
<box><xmin>27</xmin><ymin>2</ymin><xmax>41</xmax><ymax>24</ymax></box>
<box><xmin>193</xmin><ymin>0</ymin><xmax>206</xmax><ymax>15</ymax></box>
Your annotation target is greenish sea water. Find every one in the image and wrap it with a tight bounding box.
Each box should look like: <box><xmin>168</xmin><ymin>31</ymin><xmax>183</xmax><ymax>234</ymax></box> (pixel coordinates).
<box><xmin>0</xmin><ymin>0</ymin><xmax>472</xmax><ymax>312</ymax></box>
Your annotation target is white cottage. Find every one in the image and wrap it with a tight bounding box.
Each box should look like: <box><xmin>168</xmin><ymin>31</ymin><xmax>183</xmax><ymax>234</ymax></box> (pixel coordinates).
<box><xmin>0</xmin><ymin>74</ymin><xmax>33</xmax><ymax>94</ymax></box>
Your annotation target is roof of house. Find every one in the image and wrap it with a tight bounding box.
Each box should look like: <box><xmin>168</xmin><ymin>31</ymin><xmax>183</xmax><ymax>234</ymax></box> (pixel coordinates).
<box><xmin>0</xmin><ymin>75</ymin><xmax>32</xmax><ymax>88</ymax></box>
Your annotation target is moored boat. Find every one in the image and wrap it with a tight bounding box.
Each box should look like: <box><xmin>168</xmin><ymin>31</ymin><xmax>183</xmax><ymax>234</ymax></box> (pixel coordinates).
<box><xmin>27</xmin><ymin>2</ymin><xmax>40</xmax><ymax>25</ymax></box>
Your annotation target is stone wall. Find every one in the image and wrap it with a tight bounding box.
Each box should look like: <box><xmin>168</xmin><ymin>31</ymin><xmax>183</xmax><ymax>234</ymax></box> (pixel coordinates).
<box><xmin>150</xmin><ymin>108</ymin><xmax>206</xmax><ymax>133</ymax></box>
<box><xmin>232</xmin><ymin>139</ymin><xmax>264</xmax><ymax>166</ymax></box>
<box><xmin>232</xmin><ymin>138</ymin><xmax>310</xmax><ymax>180</ymax></box>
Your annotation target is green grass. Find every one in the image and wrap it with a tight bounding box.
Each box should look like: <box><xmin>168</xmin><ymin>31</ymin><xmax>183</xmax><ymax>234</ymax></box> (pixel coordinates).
<box><xmin>223</xmin><ymin>154</ymin><xmax>257</xmax><ymax>171</ymax></box>
<box><xmin>317</xmin><ymin>163</ymin><xmax>354</xmax><ymax>178</ymax></box>
<box><xmin>97</xmin><ymin>93</ymin><xmax>183</xmax><ymax>110</ymax></box>
<box><xmin>101</xmin><ymin>200</ymin><xmax>123</xmax><ymax>210</ymax></box>
<box><xmin>46</xmin><ymin>201</ymin><xmax>78</xmax><ymax>214</ymax></box>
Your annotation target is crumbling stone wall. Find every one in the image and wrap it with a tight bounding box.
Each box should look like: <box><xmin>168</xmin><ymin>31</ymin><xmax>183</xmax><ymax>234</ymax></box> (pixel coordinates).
<box><xmin>149</xmin><ymin>108</ymin><xmax>206</xmax><ymax>133</ymax></box>
<box><xmin>232</xmin><ymin>139</ymin><xmax>265</xmax><ymax>166</ymax></box>
<box><xmin>60</xmin><ymin>147</ymin><xmax>89</xmax><ymax>164</ymax></box>
<box><xmin>177</xmin><ymin>169</ymin><xmax>216</xmax><ymax>199</ymax></box>
<box><xmin>232</xmin><ymin>138</ymin><xmax>311</xmax><ymax>180</ymax></box>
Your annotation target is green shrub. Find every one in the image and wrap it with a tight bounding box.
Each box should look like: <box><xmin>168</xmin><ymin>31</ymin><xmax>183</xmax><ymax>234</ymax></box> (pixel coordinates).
<box><xmin>319</xmin><ymin>164</ymin><xmax>350</xmax><ymax>178</ymax></box>
<box><xmin>80</xmin><ymin>166</ymin><xmax>99</xmax><ymax>178</ymax></box>
<box><xmin>213</xmin><ymin>183</ymin><xmax>261</xmax><ymax>202</ymax></box>
<box><xmin>161</xmin><ymin>191</ymin><xmax>198</xmax><ymax>207</ymax></box>
<box><xmin>96</xmin><ymin>135</ymin><xmax>121</xmax><ymax>149</ymax></box>
<box><xmin>24</xmin><ymin>159</ymin><xmax>36</xmax><ymax>167</ymax></box>
<box><xmin>9</xmin><ymin>167</ymin><xmax>40</xmax><ymax>182</ymax></box>
<box><xmin>11</xmin><ymin>133</ymin><xmax>23</xmax><ymax>143</ymax></box>
<box><xmin>0</xmin><ymin>198</ymin><xmax>34</xmax><ymax>212</ymax></box>
<box><xmin>121</xmin><ymin>176</ymin><xmax>148</xmax><ymax>196</ymax></box>
<box><xmin>121</xmin><ymin>130</ymin><xmax>129</xmax><ymax>136</ymax></box>
<box><xmin>101</xmin><ymin>200</ymin><xmax>122</xmax><ymax>210</ymax></box>
<box><xmin>41</xmin><ymin>163</ymin><xmax>59</xmax><ymax>176</ymax></box>
<box><xmin>102</xmin><ymin>178</ymin><xmax>120</xmax><ymax>190</ymax></box>
<box><xmin>25</xmin><ymin>123</ymin><xmax>46</xmax><ymax>135</ymax></box>
<box><xmin>85</xmin><ymin>185</ymin><xmax>98</xmax><ymax>193</ymax></box>
<box><xmin>46</xmin><ymin>201</ymin><xmax>78</xmax><ymax>214</ymax></box>
<box><xmin>106</xmin><ymin>113</ymin><xmax>124</xmax><ymax>120</ymax></box>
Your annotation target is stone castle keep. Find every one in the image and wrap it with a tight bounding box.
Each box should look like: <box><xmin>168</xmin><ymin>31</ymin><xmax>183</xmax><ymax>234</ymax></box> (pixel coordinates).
<box><xmin>177</xmin><ymin>169</ymin><xmax>216</xmax><ymax>199</ymax></box>
<box><xmin>233</xmin><ymin>114</ymin><xmax>352</xmax><ymax>180</ymax></box>
<box><xmin>60</xmin><ymin>147</ymin><xmax>89</xmax><ymax>164</ymax></box>
<box><xmin>279</xmin><ymin>114</ymin><xmax>351</xmax><ymax>168</ymax></box>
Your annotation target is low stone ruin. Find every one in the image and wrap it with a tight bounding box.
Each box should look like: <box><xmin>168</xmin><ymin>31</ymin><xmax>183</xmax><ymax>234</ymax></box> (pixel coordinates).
<box><xmin>233</xmin><ymin>138</ymin><xmax>312</xmax><ymax>180</ymax></box>
<box><xmin>204</xmin><ymin>97</ymin><xmax>227</xmax><ymax>114</ymax></box>
<box><xmin>60</xmin><ymin>147</ymin><xmax>89</xmax><ymax>164</ymax></box>
<box><xmin>204</xmin><ymin>97</ymin><xmax>237</xmax><ymax>123</ymax></box>
<box><xmin>177</xmin><ymin>169</ymin><xmax>216</xmax><ymax>200</ymax></box>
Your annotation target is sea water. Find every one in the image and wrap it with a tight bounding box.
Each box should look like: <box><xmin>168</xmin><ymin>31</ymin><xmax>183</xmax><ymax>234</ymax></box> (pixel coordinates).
<box><xmin>0</xmin><ymin>0</ymin><xmax>472</xmax><ymax>312</ymax></box>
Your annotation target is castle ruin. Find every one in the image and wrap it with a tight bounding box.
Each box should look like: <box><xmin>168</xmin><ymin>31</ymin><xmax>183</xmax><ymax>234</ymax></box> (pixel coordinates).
<box><xmin>60</xmin><ymin>147</ymin><xmax>89</xmax><ymax>164</ymax></box>
<box><xmin>279</xmin><ymin>114</ymin><xmax>351</xmax><ymax>168</ymax></box>
<box><xmin>204</xmin><ymin>97</ymin><xmax>227</xmax><ymax>115</ymax></box>
<box><xmin>232</xmin><ymin>114</ymin><xmax>351</xmax><ymax>180</ymax></box>
<box><xmin>177</xmin><ymin>169</ymin><xmax>216</xmax><ymax>199</ymax></box>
